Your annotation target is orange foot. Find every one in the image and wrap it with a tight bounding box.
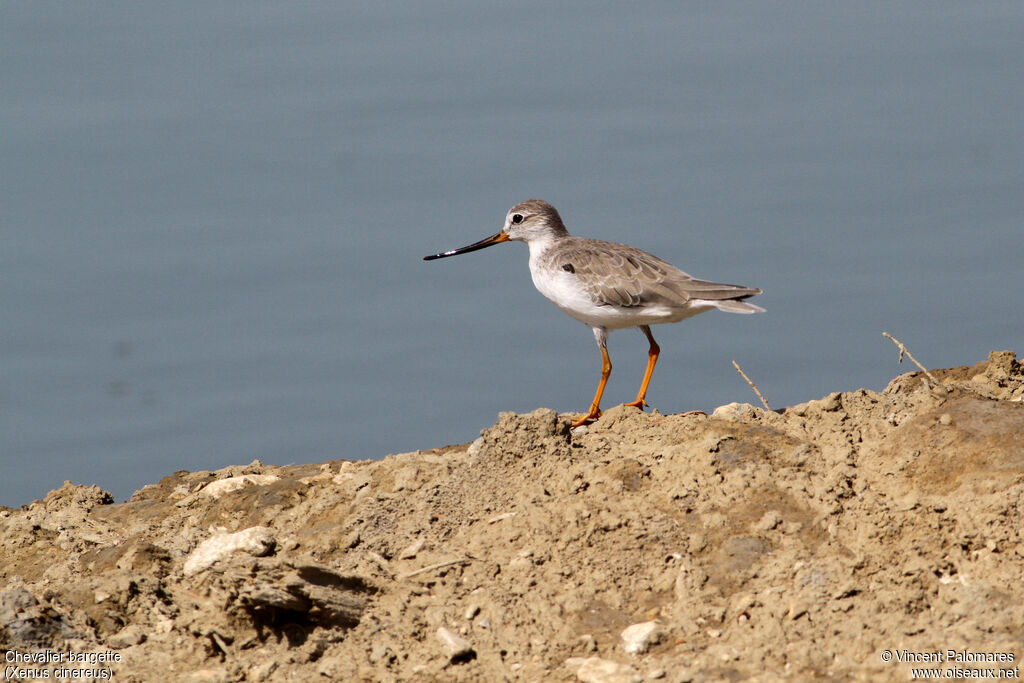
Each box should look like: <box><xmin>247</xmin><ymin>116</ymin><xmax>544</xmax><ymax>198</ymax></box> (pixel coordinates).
<box><xmin>622</xmin><ymin>398</ymin><xmax>647</xmax><ymax>410</ymax></box>
<box><xmin>571</xmin><ymin>409</ymin><xmax>602</xmax><ymax>428</ymax></box>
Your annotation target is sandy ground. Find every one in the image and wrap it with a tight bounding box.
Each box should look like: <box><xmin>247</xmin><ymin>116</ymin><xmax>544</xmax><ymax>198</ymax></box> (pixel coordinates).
<box><xmin>2</xmin><ymin>351</ymin><xmax>1023</xmax><ymax>682</ymax></box>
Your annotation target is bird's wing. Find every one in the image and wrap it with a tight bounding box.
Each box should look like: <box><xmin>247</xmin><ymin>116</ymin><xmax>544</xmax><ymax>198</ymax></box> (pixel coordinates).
<box><xmin>558</xmin><ymin>239</ymin><xmax>760</xmax><ymax>309</ymax></box>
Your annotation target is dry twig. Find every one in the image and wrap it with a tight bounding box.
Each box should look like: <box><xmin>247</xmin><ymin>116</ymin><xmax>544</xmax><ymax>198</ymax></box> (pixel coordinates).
<box><xmin>487</xmin><ymin>512</ymin><xmax>517</xmax><ymax>524</ymax></box>
<box><xmin>732</xmin><ymin>360</ymin><xmax>772</xmax><ymax>411</ymax></box>
<box><xmin>882</xmin><ymin>332</ymin><xmax>941</xmax><ymax>385</ymax></box>
<box><xmin>399</xmin><ymin>557</ymin><xmax>471</xmax><ymax>579</ymax></box>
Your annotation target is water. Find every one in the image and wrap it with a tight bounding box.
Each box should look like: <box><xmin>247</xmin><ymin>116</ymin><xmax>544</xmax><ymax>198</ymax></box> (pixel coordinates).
<box><xmin>3</xmin><ymin>2</ymin><xmax>1022</xmax><ymax>507</ymax></box>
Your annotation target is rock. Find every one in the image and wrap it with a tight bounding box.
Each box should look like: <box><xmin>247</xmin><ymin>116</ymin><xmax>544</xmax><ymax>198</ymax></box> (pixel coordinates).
<box><xmin>234</xmin><ymin>562</ymin><xmax>376</xmax><ymax>629</ymax></box>
<box><xmin>397</xmin><ymin>537</ymin><xmax>426</xmax><ymax>559</ymax></box>
<box><xmin>754</xmin><ymin>510</ymin><xmax>782</xmax><ymax>531</ymax></box>
<box><xmin>436</xmin><ymin>626</ymin><xmax>474</xmax><ymax>660</ymax></box>
<box><xmin>712</xmin><ymin>402</ymin><xmax>760</xmax><ymax>421</ymax></box>
<box><xmin>0</xmin><ymin>581</ymin><xmax>67</xmax><ymax>647</ymax></box>
<box><xmin>565</xmin><ymin>656</ymin><xmax>643</xmax><ymax>683</ymax></box>
<box><xmin>620</xmin><ymin>621</ymin><xmax>662</xmax><ymax>655</ymax></box>
<box><xmin>247</xmin><ymin>661</ymin><xmax>278</xmax><ymax>682</ymax></box>
<box><xmin>199</xmin><ymin>474</ymin><xmax>280</xmax><ymax>498</ymax></box>
<box><xmin>183</xmin><ymin>669</ymin><xmax>230</xmax><ymax>683</ymax></box>
<box><xmin>107</xmin><ymin>623</ymin><xmax>146</xmax><ymax>648</ymax></box>
<box><xmin>985</xmin><ymin>350</ymin><xmax>1018</xmax><ymax>381</ymax></box>
<box><xmin>183</xmin><ymin>526</ymin><xmax>277</xmax><ymax>576</ymax></box>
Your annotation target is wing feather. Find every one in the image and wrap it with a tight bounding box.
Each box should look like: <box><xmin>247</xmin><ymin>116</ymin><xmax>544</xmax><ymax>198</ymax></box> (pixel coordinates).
<box><xmin>546</xmin><ymin>238</ymin><xmax>760</xmax><ymax>310</ymax></box>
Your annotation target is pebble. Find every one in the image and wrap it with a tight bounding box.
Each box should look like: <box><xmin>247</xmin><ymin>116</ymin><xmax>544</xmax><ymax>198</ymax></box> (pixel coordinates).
<box><xmin>620</xmin><ymin>621</ymin><xmax>661</xmax><ymax>655</ymax></box>
<box><xmin>754</xmin><ymin>510</ymin><xmax>782</xmax><ymax>531</ymax></box>
<box><xmin>508</xmin><ymin>548</ymin><xmax>535</xmax><ymax>571</ymax></box>
<box><xmin>107</xmin><ymin>624</ymin><xmax>147</xmax><ymax>649</ymax></box>
<box><xmin>565</xmin><ymin>656</ymin><xmax>642</xmax><ymax>683</ymax></box>
<box><xmin>397</xmin><ymin>537</ymin><xmax>426</xmax><ymax>559</ymax></box>
<box><xmin>436</xmin><ymin>626</ymin><xmax>474</xmax><ymax>660</ymax></box>
<box><xmin>247</xmin><ymin>661</ymin><xmax>278</xmax><ymax>682</ymax></box>
<box><xmin>711</xmin><ymin>402</ymin><xmax>759</xmax><ymax>421</ymax></box>
<box><xmin>183</xmin><ymin>669</ymin><xmax>230</xmax><ymax>683</ymax></box>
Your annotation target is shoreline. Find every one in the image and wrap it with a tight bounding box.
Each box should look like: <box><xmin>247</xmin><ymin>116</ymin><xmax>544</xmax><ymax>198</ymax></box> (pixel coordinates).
<box><xmin>2</xmin><ymin>351</ymin><xmax>1022</xmax><ymax>681</ymax></box>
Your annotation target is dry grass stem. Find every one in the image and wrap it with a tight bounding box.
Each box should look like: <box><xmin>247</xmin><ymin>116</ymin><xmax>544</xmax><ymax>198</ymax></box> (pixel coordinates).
<box><xmin>399</xmin><ymin>557</ymin><xmax>471</xmax><ymax>579</ymax></box>
<box><xmin>732</xmin><ymin>360</ymin><xmax>772</xmax><ymax>411</ymax></box>
<box><xmin>882</xmin><ymin>332</ymin><xmax>941</xmax><ymax>385</ymax></box>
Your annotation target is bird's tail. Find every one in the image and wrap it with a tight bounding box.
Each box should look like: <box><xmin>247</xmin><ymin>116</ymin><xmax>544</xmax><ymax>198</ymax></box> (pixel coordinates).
<box><xmin>695</xmin><ymin>298</ymin><xmax>765</xmax><ymax>314</ymax></box>
<box><xmin>686</xmin><ymin>282</ymin><xmax>765</xmax><ymax>314</ymax></box>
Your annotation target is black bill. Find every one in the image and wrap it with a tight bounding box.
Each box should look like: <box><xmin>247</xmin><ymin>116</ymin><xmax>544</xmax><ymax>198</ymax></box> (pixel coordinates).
<box><xmin>423</xmin><ymin>231</ymin><xmax>510</xmax><ymax>260</ymax></box>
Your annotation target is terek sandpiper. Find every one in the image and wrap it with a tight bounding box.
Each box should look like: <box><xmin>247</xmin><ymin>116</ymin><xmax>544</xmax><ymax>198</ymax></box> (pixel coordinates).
<box><xmin>424</xmin><ymin>199</ymin><xmax>764</xmax><ymax>427</ymax></box>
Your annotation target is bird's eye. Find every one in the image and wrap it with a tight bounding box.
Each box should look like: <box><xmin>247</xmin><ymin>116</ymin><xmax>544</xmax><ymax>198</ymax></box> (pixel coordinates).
<box><xmin>511</xmin><ymin>213</ymin><xmax>524</xmax><ymax>224</ymax></box>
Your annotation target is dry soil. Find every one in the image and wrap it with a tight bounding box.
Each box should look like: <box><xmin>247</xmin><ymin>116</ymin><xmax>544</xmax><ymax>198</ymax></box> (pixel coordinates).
<box><xmin>2</xmin><ymin>351</ymin><xmax>1023</xmax><ymax>682</ymax></box>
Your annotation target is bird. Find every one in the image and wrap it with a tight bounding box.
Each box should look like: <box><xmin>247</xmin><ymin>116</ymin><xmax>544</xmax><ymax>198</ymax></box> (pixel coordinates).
<box><xmin>424</xmin><ymin>199</ymin><xmax>764</xmax><ymax>427</ymax></box>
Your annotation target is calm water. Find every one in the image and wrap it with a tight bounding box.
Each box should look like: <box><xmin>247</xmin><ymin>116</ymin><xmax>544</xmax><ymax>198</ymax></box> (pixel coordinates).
<box><xmin>3</xmin><ymin>3</ymin><xmax>1022</xmax><ymax>506</ymax></box>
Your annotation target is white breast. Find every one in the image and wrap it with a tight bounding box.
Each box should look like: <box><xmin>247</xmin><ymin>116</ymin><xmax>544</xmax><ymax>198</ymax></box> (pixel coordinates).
<box><xmin>527</xmin><ymin>245</ymin><xmax>711</xmax><ymax>329</ymax></box>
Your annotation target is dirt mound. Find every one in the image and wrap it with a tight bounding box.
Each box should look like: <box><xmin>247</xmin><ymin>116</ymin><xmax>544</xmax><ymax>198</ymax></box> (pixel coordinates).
<box><xmin>2</xmin><ymin>351</ymin><xmax>1022</xmax><ymax>681</ymax></box>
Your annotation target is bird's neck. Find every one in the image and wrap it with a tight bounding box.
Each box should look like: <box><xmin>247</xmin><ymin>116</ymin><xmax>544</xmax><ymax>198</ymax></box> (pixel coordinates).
<box><xmin>525</xmin><ymin>234</ymin><xmax>561</xmax><ymax>267</ymax></box>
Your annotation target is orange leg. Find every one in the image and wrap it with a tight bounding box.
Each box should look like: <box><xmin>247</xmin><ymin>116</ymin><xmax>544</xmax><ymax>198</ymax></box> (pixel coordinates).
<box><xmin>624</xmin><ymin>325</ymin><xmax>660</xmax><ymax>410</ymax></box>
<box><xmin>572</xmin><ymin>328</ymin><xmax>611</xmax><ymax>427</ymax></box>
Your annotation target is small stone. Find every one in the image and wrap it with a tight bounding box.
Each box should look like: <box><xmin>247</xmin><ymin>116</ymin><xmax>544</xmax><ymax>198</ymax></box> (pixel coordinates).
<box><xmin>198</xmin><ymin>474</ymin><xmax>279</xmax><ymax>498</ymax></box>
<box><xmin>508</xmin><ymin>548</ymin><xmax>534</xmax><ymax>571</ymax></box>
<box><xmin>247</xmin><ymin>661</ymin><xmax>278</xmax><ymax>682</ymax></box>
<box><xmin>107</xmin><ymin>624</ymin><xmax>146</xmax><ymax>649</ymax></box>
<box><xmin>711</xmin><ymin>402</ymin><xmax>759</xmax><ymax>421</ymax></box>
<box><xmin>397</xmin><ymin>537</ymin><xmax>426</xmax><ymax>559</ymax></box>
<box><xmin>754</xmin><ymin>510</ymin><xmax>782</xmax><ymax>531</ymax></box>
<box><xmin>464</xmin><ymin>604</ymin><xmax>481</xmax><ymax>620</ymax></box>
<box><xmin>939</xmin><ymin>413</ymin><xmax>952</xmax><ymax>425</ymax></box>
<box><xmin>436</xmin><ymin>626</ymin><xmax>474</xmax><ymax>660</ymax></box>
<box><xmin>819</xmin><ymin>392</ymin><xmax>842</xmax><ymax>412</ymax></box>
<box><xmin>731</xmin><ymin>593</ymin><xmax>756</xmax><ymax>615</ymax></box>
<box><xmin>620</xmin><ymin>621</ymin><xmax>662</xmax><ymax>655</ymax></box>
<box><xmin>369</xmin><ymin>645</ymin><xmax>394</xmax><ymax>664</ymax></box>
<box><xmin>565</xmin><ymin>656</ymin><xmax>643</xmax><ymax>683</ymax></box>
<box><xmin>183</xmin><ymin>526</ymin><xmax>277</xmax><ymax>576</ymax></box>
<box><xmin>184</xmin><ymin>669</ymin><xmax>230</xmax><ymax>683</ymax></box>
